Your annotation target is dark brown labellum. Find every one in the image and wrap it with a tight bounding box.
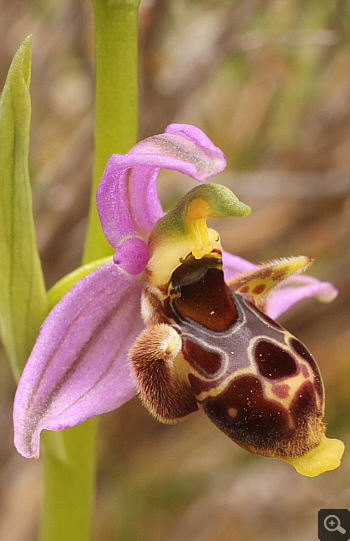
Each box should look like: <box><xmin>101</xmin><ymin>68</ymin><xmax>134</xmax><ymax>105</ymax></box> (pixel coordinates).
<box><xmin>132</xmin><ymin>251</ymin><xmax>325</xmax><ymax>459</ymax></box>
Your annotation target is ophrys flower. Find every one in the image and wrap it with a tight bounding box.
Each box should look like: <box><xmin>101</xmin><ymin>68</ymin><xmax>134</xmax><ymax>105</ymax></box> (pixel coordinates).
<box><xmin>13</xmin><ymin>124</ymin><xmax>344</xmax><ymax>475</ymax></box>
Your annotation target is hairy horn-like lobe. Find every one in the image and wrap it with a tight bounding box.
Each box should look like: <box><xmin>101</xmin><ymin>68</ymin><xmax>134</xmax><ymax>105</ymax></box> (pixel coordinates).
<box><xmin>129</xmin><ymin>324</ymin><xmax>198</xmax><ymax>422</ymax></box>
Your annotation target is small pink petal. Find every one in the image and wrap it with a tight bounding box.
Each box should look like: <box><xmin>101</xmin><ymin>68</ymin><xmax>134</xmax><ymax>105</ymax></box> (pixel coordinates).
<box><xmin>13</xmin><ymin>261</ymin><xmax>144</xmax><ymax>458</ymax></box>
<box><xmin>265</xmin><ymin>276</ymin><xmax>338</xmax><ymax>319</ymax></box>
<box><xmin>222</xmin><ymin>250</ymin><xmax>256</xmax><ymax>281</ymax></box>
<box><xmin>113</xmin><ymin>237</ymin><xmax>149</xmax><ymax>275</ymax></box>
<box><xmin>222</xmin><ymin>250</ymin><xmax>338</xmax><ymax>319</ymax></box>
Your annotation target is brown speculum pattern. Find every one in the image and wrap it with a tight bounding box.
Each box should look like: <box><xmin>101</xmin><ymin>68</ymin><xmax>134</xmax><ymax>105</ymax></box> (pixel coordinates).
<box><xmin>143</xmin><ymin>252</ymin><xmax>325</xmax><ymax>460</ymax></box>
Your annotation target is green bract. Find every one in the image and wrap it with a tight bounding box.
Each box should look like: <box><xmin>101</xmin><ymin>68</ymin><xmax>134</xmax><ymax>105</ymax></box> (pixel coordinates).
<box><xmin>0</xmin><ymin>36</ymin><xmax>47</xmax><ymax>379</ymax></box>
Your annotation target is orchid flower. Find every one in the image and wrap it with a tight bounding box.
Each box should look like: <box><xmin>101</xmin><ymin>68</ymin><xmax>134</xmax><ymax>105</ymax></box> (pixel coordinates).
<box><xmin>13</xmin><ymin>124</ymin><xmax>344</xmax><ymax>476</ymax></box>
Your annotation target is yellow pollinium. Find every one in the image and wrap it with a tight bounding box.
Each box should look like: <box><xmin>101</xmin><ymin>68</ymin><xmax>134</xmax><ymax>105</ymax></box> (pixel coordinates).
<box><xmin>281</xmin><ymin>435</ymin><xmax>345</xmax><ymax>477</ymax></box>
<box><xmin>190</xmin><ymin>219</ymin><xmax>218</xmax><ymax>259</ymax></box>
<box><xmin>184</xmin><ymin>199</ymin><xmax>215</xmax><ymax>258</ymax></box>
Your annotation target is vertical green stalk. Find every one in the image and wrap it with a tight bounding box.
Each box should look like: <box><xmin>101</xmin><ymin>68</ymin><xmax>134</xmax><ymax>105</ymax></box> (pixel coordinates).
<box><xmin>40</xmin><ymin>421</ymin><xmax>98</xmax><ymax>541</ymax></box>
<box><xmin>41</xmin><ymin>2</ymin><xmax>140</xmax><ymax>541</ymax></box>
<box><xmin>84</xmin><ymin>0</ymin><xmax>140</xmax><ymax>263</ymax></box>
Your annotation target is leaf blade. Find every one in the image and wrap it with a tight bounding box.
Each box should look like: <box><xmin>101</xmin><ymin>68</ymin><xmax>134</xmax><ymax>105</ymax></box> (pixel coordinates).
<box><xmin>0</xmin><ymin>36</ymin><xmax>47</xmax><ymax>379</ymax></box>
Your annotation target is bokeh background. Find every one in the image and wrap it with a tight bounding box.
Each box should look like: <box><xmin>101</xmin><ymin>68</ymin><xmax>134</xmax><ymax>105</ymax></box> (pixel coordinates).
<box><xmin>0</xmin><ymin>0</ymin><xmax>349</xmax><ymax>540</ymax></box>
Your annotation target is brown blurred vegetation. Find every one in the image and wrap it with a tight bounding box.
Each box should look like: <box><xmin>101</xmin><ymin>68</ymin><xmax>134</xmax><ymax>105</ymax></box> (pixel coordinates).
<box><xmin>0</xmin><ymin>0</ymin><xmax>349</xmax><ymax>540</ymax></box>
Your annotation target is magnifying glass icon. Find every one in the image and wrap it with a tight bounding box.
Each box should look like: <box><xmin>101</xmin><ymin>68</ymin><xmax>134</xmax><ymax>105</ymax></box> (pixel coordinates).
<box><xmin>324</xmin><ymin>515</ymin><xmax>346</xmax><ymax>534</ymax></box>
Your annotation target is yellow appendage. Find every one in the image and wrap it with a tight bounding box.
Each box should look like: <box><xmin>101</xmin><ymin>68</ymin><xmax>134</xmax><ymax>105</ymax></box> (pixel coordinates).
<box><xmin>282</xmin><ymin>435</ymin><xmax>345</xmax><ymax>477</ymax></box>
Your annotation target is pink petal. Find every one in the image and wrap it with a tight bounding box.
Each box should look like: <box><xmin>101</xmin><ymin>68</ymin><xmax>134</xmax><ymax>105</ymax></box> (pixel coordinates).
<box><xmin>222</xmin><ymin>250</ymin><xmax>256</xmax><ymax>281</ymax></box>
<box><xmin>96</xmin><ymin>124</ymin><xmax>226</xmax><ymax>254</ymax></box>
<box><xmin>13</xmin><ymin>261</ymin><xmax>144</xmax><ymax>458</ymax></box>
<box><xmin>222</xmin><ymin>250</ymin><xmax>338</xmax><ymax>319</ymax></box>
<box><xmin>113</xmin><ymin>237</ymin><xmax>149</xmax><ymax>275</ymax></box>
<box><xmin>265</xmin><ymin>275</ymin><xmax>338</xmax><ymax>319</ymax></box>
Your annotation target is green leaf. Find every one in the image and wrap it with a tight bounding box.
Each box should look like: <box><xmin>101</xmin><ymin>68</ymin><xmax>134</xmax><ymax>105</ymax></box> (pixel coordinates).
<box><xmin>0</xmin><ymin>36</ymin><xmax>47</xmax><ymax>380</ymax></box>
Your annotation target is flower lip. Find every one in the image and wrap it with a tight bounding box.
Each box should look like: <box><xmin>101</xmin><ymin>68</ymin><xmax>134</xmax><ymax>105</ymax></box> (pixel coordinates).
<box><xmin>282</xmin><ymin>434</ymin><xmax>345</xmax><ymax>476</ymax></box>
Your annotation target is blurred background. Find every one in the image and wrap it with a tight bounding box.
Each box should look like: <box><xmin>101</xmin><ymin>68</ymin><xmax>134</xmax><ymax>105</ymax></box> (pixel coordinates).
<box><xmin>0</xmin><ymin>0</ymin><xmax>349</xmax><ymax>540</ymax></box>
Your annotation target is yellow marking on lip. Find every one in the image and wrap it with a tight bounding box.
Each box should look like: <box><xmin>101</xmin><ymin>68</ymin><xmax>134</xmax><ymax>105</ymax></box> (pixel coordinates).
<box><xmin>192</xmin><ymin>341</ymin><xmax>322</xmax><ymax>423</ymax></box>
<box><xmin>263</xmin><ymin>372</ymin><xmax>307</xmax><ymax>430</ymax></box>
<box><xmin>263</xmin><ymin>361</ymin><xmax>311</xmax><ymax>409</ymax></box>
<box><xmin>248</xmin><ymin>334</ymin><xmax>323</xmax><ymax>418</ymax></box>
<box><xmin>194</xmin><ymin>364</ymin><xmax>259</xmax><ymax>401</ymax></box>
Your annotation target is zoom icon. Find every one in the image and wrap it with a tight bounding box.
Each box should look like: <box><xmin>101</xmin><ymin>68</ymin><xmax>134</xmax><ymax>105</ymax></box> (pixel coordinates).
<box><xmin>319</xmin><ymin>509</ymin><xmax>350</xmax><ymax>541</ymax></box>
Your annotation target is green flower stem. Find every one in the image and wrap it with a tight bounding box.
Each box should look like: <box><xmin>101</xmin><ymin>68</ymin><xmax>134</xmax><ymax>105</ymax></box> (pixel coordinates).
<box><xmin>40</xmin><ymin>259</ymin><xmax>109</xmax><ymax>541</ymax></box>
<box><xmin>41</xmin><ymin>1</ymin><xmax>140</xmax><ymax>540</ymax></box>
<box><xmin>84</xmin><ymin>0</ymin><xmax>140</xmax><ymax>263</ymax></box>
<box><xmin>40</xmin><ymin>420</ymin><xmax>98</xmax><ymax>541</ymax></box>
<box><xmin>40</xmin><ymin>281</ymin><xmax>98</xmax><ymax>541</ymax></box>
